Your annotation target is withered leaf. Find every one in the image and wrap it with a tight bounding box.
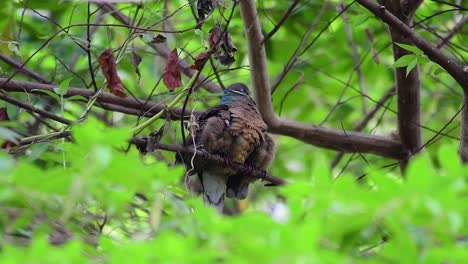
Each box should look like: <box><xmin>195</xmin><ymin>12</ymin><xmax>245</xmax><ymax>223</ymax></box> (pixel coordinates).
<box><xmin>131</xmin><ymin>50</ymin><xmax>142</xmax><ymax>82</ymax></box>
<box><xmin>190</xmin><ymin>50</ymin><xmax>210</xmax><ymax>70</ymax></box>
<box><xmin>197</xmin><ymin>0</ymin><xmax>216</xmax><ymax>25</ymax></box>
<box><xmin>0</xmin><ymin>107</ymin><xmax>16</xmax><ymax>149</ymax></box>
<box><xmin>222</xmin><ymin>31</ymin><xmax>237</xmax><ymax>53</ymax></box>
<box><xmin>150</xmin><ymin>34</ymin><xmax>167</xmax><ymax>44</ymax></box>
<box><xmin>0</xmin><ymin>107</ymin><xmax>9</xmax><ymax>121</ymax></box>
<box><xmin>208</xmin><ymin>23</ymin><xmax>237</xmax><ymax>66</ymax></box>
<box><xmin>218</xmin><ymin>53</ymin><xmax>235</xmax><ymax>67</ymax></box>
<box><xmin>208</xmin><ymin>23</ymin><xmax>222</xmax><ymax>50</ymax></box>
<box><xmin>163</xmin><ymin>48</ymin><xmax>182</xmax><ymax>92</ymax></box>
<box><xmin>98</xmin><ymin>49</ymin><xmax>127</xmax><ymax>98</ymax></box>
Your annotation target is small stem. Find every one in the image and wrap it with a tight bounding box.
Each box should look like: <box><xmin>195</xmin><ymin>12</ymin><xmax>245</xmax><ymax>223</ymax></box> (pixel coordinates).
<box><xmin>20</xmin><ymin>131</ymin><xmax>67</xmax><ymax>143</ymax></box>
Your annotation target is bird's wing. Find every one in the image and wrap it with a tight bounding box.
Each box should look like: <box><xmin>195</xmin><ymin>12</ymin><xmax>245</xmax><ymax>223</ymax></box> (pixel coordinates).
<box><xmin>178</xmin><ymin>104</ymin><xmax>233</xmax><ymax>213</ymax></box>
<box><xmin>226</xmin><ymin>133</ymin><xmax>275</xmax><ymax>199</ymax></box>
<box><xmin>176</xmin><ymin>104</ymin><xmax>231</xmax><ymax>168</ymax></box>
<box><xmin>227</xmin><ymin>98</ymin><xmax>267</xmax><ymax>164</ymax></box>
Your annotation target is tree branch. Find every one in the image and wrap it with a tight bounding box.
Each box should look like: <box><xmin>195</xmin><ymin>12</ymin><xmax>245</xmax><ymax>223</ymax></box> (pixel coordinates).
<box><xmin>130</xmin><ymin>137</ymin><xmax>285</xmax><ymax>186</ymax></box>
<box><xmin>0</xmin><ymin>92</ymin><xmax>72</xmax><ymax>125</ymax></box>
<box><xmin>460</xmin><ymin>93</ymin><xmax>468</xmax><ymax>162</ymax></box>
<box><xmin>331</xmin><ymin>86</ymin><xmax>396</xmax><ymax>167</ymax></box>
<box><xmin>239</xmin><ymin>0</ymin><xmax>406</xmax><ymax>160</ymax></box>
<box><xmin>262</xmin><ymin>0</ymin><xmax>302</xmax><ymax>44</ymax></box>
<box><xmin>355</xmin><ymin>0</ymin><xmax>468</xmax><ymax>91</ymax></box>
<box><xmin>16</xmin><ymin>130</ymin><xmax>286</xmax><ymax>186</ymax></box>
<box><xmin>0</xmin><ymin>78</ymin><xmax>197</xmax><ymax>120</ymax></box>
<box><xmin>386</xmin><ymin>0</ymin><xmax>423</xmax><ymax>170</ymax></box>
<box><xmin>1</xmin><ymin>77</ymin><xmax>406</xmax><ymax>159</ymax></box>
<box><xmin>0</xmin><ymin>53</ymin><xmax>52</xmax><ymax>84</ymax></box>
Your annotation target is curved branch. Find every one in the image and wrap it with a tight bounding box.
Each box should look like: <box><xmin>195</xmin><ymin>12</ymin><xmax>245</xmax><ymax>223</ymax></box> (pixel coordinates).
<box><xmin>130</xmin><ymin>137</ymin><xmax>285</xmax><ymax>186</ymax></box>
<box><xmin>239</xmin><ymin>0</ymin><xmax>406</xmax><ymax>160</ymax></box>
<box><xmin>0</xmin><ymin>92</ymin><xmax>72</xmax><ymax>125</ymax></box>
<box><xmin>356</xmin><ymin>0</ymin><xmax>468</xmax><ymax>91</ymax></box>
<box><xmin>0</xmin><ymin>78</ymin><xmax>199</xmax><ymax>120</ymax></box>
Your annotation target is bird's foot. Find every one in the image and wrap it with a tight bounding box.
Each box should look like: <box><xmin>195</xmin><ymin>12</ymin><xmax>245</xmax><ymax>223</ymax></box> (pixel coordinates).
<box><xmin>243</xmin><ymin>163</ymin><xmax>256</xmax><ymax>175</ymax></box>
<box><xmin>243</xmin><ymin>163</ymin><xmax>268</xmax><ymax>180</ymax></box>
<box><xmin>217</xmin><ymin>153</ymin><xmax>232</xmax><ymax>166</ymax></box>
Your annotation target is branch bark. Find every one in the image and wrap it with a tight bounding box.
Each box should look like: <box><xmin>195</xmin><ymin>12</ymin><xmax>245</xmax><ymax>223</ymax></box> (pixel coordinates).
<box><xmin>130</xmin><ymin>137</ymin><xmax>285</xmax><ymax>186</ymax></box>
<box><xmin>0</xmin><ymin>92</ymin><xmax>72</xmax><ymax>125</ymax></box>
<box><xmin>461</xmin><ymin>92</ymin><xmax>468</xmax><ymax>162</ymax></box>
<box><xmin>386</xmin><ymin>0</ymin><xmax>423</xmax><ymax>169</ymax></box>
<box><xmin>0</xmin><ymin>78</ymin><xmax>197</xmax><ymax>120</ymax></box>
<box><xmin>0</xmin><ymin>53</ymin><xmax>52</xmax><ymax>84</ymax></box>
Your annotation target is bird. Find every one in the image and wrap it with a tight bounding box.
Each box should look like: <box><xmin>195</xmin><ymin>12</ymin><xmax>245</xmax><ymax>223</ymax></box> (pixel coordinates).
<box><xmin>177</xmin><ymin>83</ymin><xmax>275</xmax><ymax>213</ymax></box>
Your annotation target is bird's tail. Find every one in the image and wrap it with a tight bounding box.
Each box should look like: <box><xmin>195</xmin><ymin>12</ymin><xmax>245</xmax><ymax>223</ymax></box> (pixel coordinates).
<box><xmin>200</xmin><ymin>171</ymin><xmax>227</xmax><ymax>214</ymax></box>
<box><xmin>226</xmin><ymin>173</ymin><xmax>251</xmax><ymax>200</ymax></box>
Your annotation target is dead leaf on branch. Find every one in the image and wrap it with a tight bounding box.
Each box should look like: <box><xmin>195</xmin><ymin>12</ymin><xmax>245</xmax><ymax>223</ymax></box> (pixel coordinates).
<box><xmin>217</xmin><ymin>53</ymin><xmax>235</xmax><ymax>66</ymax></box>
<box><xmin>0</xmin><ymin>107</ymin><xmax>16</xmax><ymax>149</ymax></box>
<box><xmin>197</xmin><ymin>0</ymin><xmax>217</xmax><ymax>26</ymax></box>
<box><xmin>98</xmin><ymin>49</ymin><xmax>127</xmax><ymax>98</ymax></box>
<box><xmin>190</xmin><ymin>50</ymin><xmax>210</xmax><ymax>70</ymax></box>
<box><xmin>208</xmin><ymin>23</ymin><xmax>237</xmax><ymax>66</ymax></box>
<box><xmin>0</xmin><ymin>107</ymin><xmax>9</xmax><ymax>121</ymax></box>
<box><xmin>163</xmin><ymin>48</ymin><xmax>182</xmax><ymax>92</ymax></box>
<box><xmin>150</xmin><ymin>34</ymin><xmax>167</xmax><ymax>44</ymax></box>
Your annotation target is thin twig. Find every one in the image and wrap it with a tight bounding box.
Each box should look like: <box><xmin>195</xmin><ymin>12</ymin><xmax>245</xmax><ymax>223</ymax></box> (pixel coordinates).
<box><xmin>262</xmin><ymin>0</ymin><xmax>301</xmax><ymax>43</ymax></box>
<box><xmin>0</xmin><ymin>92</ymin><xmax>72</xmax><ymax>125</ymax></box>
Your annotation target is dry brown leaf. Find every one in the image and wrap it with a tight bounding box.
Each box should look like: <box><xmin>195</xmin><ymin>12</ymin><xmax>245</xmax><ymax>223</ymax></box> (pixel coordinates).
<box><xmin>98</xmin><ymin>49</ymin><xmax>127</xmax><ymax>98</ymax></box>
<box><xmin>163</xmin><ymin>48</ymin><xmax>182</xmax><ymax>91</ymax></box>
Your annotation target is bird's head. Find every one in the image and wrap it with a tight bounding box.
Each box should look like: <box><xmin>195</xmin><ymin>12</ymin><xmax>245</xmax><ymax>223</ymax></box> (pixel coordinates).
<box><xmin>221</xmin><ymin>83</ymin><xmax>250</xmax><ymax>103</ymax></box>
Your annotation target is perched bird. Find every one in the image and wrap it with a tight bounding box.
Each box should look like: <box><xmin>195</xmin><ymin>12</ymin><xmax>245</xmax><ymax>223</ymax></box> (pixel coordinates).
<box><xmin>177</xmin><ymin>83</ymin><xmax>275</xmax><ymax>213</ymax></box>
<box><xmin>226</xmin><ymin>133</ymin><xmax>275</xmax><ymax>199</ymax></box>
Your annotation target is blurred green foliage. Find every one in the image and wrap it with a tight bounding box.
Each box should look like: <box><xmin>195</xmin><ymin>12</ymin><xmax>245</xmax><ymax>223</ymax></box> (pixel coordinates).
<box><xmin>1</xmin><ymin>118</ymin><xmax>467</xmax><ymax>263</ymax></box>
<box><xmin>0</xmin><ymin>0</ymin><xmax>467</xmax><ymax>263</ymax></box>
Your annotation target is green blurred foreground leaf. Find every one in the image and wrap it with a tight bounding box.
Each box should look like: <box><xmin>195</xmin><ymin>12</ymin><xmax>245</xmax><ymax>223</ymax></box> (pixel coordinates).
<box><xmin>1</xmin><ymin>118</ymin><xmax>467</xmax><ymax>263</ymax></box>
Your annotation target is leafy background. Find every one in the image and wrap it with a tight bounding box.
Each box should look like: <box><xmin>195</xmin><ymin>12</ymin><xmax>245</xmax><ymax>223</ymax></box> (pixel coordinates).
<box><xmin>0</xmin><ymin>0</ymin><xmax>467</xmax><ymax>263</ymax></box>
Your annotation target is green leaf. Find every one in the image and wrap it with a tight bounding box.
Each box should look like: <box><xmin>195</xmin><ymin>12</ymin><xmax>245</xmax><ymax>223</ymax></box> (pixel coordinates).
<box><xmin>0</xmin><ymin>152</ymin><xmax>14</xmax><ymax>172</ymax></box>
<box><xmin>406</xmin><ymin>57</ymin><xmax>418</xmax><ymax>76</ymax></box>
<box><xmin>0</xmin><ymin>127</ymin><xmax>19</xmax><ymax>144</ymax></box>
<box><xmin>31</xmin><ymin>89</ymin><xmax>60</xmax><ymax>103</ymax></box>
<box><xmin>433</xmin><ymin>66</ymin><xmax>445</xmax><ymax>76</ymax></box>
<box><xmin>395</xmin><ymin>42</ymin><xmax>424</xmax><ymax>55</ymax></box>
<box><xmin>66</xmin><ymin>95</ymin><xmax>88</xmax><ymax>102</ymax></box>
<box><xmin>393</xmin><ymin>54</ymin><xmax>416</xmax><ymax>67</ymax></box>
<box><xmin>417</xmin><ymin>56</ymin><xmax>430</xmax><ymax>64</ymax></box>
<box><xmin>54</xmin><ymin>78</ymin><xmax>72</xmax><ymax>96</ymax></box>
